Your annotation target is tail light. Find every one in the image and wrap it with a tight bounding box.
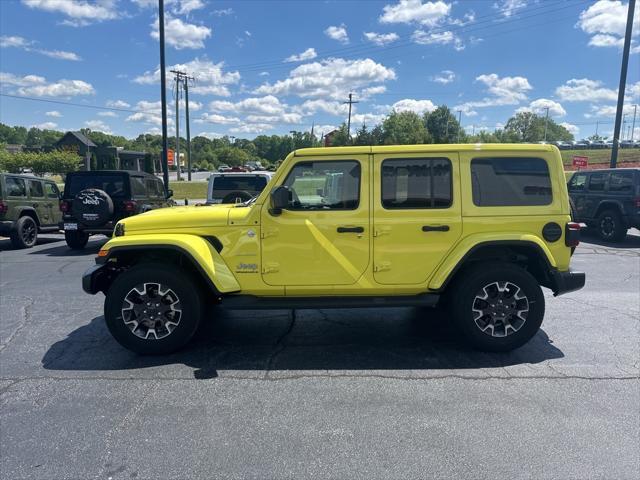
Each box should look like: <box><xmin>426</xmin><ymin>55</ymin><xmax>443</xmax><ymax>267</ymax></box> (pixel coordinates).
<box><xmin>122</xmin><ymin>200</ymin><xmax>137</xmax><ymax>213</ymax></box>
<box><xmin>634</xmin><ymin>196</ymin><xmax>640</xmax><ymax>209</ymax></box>
<box><xmin>59</xmin><ymin>200</ymin><xmax>71</xmax><ymax>213</ymax></box>
<box><xmin>565</xmin><ymin>222</ymin><xmax>582</xmax><ymax>247</ymax></box>
<box><xmin>0</xmin><ymin>201</ymin><xmax>7</xmax><ymax>215</ymax></box>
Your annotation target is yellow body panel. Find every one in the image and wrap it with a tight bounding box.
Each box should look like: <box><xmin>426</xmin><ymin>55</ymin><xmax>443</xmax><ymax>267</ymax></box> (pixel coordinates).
<box><xmin>101</xmin><ymin>144</ymin><xmax>575</xmax><ymax>298</ymax></box>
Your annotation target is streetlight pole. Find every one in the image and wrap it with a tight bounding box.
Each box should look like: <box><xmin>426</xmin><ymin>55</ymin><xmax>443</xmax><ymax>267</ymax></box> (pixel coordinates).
<box><xmin>611</xmin><ymin>0</ymin><xmax>635</xmax><ymax>168</ymax></box>
<box><xmin>158</xmin><ymin>0</ymin><xmax>170</xmax><ymax>196</ymax></box>
<box><xmin>543</xmin><ymin>107</ymin><xmax>550</xmax><ymax>142</ymax></box>
<box><xmin>457</xmin><ymin>110</ymin><xmax>462</xmax><ymax>143</ymax></box>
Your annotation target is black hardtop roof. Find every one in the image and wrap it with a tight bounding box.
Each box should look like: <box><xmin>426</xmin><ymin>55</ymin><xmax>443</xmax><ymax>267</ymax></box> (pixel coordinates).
<box><xmin>66</xmin><ymin>170</ymin><xmax>160</xmax><ymax>179</ymax></box>
<box><xmin>0</xmin><ymin>172</ymin><xmax>56</xmax><ymax>182</ymax></box>
<box><xmin>578</xmin><ymin>168</ymin><xmax>640</xmax><ymax>174</ymax></box>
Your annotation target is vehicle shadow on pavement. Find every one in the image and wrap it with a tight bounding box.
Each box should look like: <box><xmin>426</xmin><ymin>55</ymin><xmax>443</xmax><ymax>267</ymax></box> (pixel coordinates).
<box><xmin>580</xmin><ymin>230</ymin><xmax>640</xmax><ymax>249</ymax></box>
<box><xmin>0</xmin><ymin>236</ymin><xmax>64</xmax><ymax>252</ymax></box>
<box><xmin>27</xmin><ymin>238</ymin><xmax>108</xmax><ymax>257</ymax></box>
<box><xmin>42</xmin><ymin>306</ymin><xmax>564</xmax><ymax>379</ymax></box>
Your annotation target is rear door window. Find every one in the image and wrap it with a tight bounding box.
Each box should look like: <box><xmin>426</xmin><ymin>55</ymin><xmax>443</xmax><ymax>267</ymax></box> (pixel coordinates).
<box><xmin>45</xmin><ymin>182</ymin><xmax>60</xmax><ymax>198</ymax></box>
<box><xmin>6</xmin><ymin>177</ymin><xmax>27</xmax><ymax>197</ymax></box>
<box><xmin>381</xmin><ymin>158</ymin><xmax>452</xmax><ymax>209</ymax></box>
<box><xmin>588</xmin><ymin>172</ymin><xmax>607</xmax><ymax>192</ymax></box>
<box><xmin>471</xmin><ymin>157</ymin><xmax>552</xmax><ymax>206</ymax></box>
<box><xmin>28</xmin><ymin>180</ymin><xmax>44</xmax><ymax>198</ymax></box>
<box><xmin>608</xmin><ymin>171</ymin><xmax>633</xmax><ymax>193</ymax></box>
<box><xmin>568</xmin><ymin>173</ymin><xmax>587</xmax><ymax>191</ymax></box>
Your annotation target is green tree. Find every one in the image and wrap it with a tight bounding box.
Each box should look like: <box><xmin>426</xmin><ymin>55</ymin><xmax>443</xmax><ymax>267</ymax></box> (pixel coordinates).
<box><xmin>424</xmin><ymin>106</ymin><xmax>463</xmax><ymax>143</ymax></box>
<box><xmin>382</xmin><ymin>111</ymin><xmax>428</xmax><ymax>145</ymax></box>
<box><xmin>504</xmin><ymin>112</ymin><xmax>574</xmax><ymax>142</ymax></box>
<box><xmin>328</xmin><ymin>124</ymin><xmax>350</xmax><ymax>146</ymax></box>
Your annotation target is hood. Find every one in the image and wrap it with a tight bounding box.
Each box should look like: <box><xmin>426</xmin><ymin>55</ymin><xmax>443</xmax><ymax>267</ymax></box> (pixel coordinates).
<box><xmin>120</xmin><ymin>204</ymin><xmax>233</xmax><ymax>233</ymax></box>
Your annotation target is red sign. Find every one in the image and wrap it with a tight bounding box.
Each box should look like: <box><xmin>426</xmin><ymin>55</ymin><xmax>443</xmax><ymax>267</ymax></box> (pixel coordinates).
<box><xmin>167</xmin><ymin>149</ymin><xmax>175</xmax><ymax>166</ymax></box>
<box><xmin>572</xmin><ymin>155</ymin><xmax>588</xmax><ymax>168</ymax></box>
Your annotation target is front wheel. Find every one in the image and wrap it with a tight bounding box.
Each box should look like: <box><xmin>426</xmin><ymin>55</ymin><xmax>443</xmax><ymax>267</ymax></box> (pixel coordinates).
<box><xmin>450</xmin><ymin>263</ymin><xmax>545</xmax><ymax>352</ymax></box>
<box><xmin>65</xmin><ymin>230</ymin><xmax>89</xmax><ymax>249</ymax></box>
<box><xmin>104</xmin><ymin>265</ymin><xmax>202</xmax><ymax>355</ymax></box>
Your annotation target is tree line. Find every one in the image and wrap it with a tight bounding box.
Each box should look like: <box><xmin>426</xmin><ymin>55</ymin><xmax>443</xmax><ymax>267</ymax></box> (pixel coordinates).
<box><xmin>0</xmin><ymin>106</ymin><xmax>574</xmax><ymax>173</ymax></box>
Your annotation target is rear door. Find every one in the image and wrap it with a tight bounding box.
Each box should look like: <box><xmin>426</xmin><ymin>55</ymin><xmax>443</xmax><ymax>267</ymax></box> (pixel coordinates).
<box><xmin>372</xmin><ymin>152</ymin><xmax>462</xmax><ymax>285</ymax></box>
<box><xmin>27</xmin><ymin>179</ymin><xmax>48</xmax><ymax>224</ymax></box>
<box><xmin>44</xmin><ymin>181</ymin><xmax>62</xmax><ymax>226</ymax></box>
<box><xmin>568</xmin><ymin>172</ymin><xmax>588</xmax><ymax>220</ymax></box>
<box><xmin>585</xmin><ymin>171</ymin><xmax>608</xmax><ymax>219</ymax></box>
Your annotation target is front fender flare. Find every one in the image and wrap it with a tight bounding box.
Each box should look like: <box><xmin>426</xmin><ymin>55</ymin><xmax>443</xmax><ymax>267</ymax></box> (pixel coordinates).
<box><xmin>99</xmin><ymin>234</ymin><xmax>241</xmax><ymax>294</ymax></box>
<box><xmin>428</xmin><ymin>233</ymin><xmax>556</xmax><ymax>291</ymax></box>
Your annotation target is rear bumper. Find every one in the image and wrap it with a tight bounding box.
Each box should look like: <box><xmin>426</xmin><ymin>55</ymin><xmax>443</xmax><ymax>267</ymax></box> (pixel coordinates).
<box><xmin>60</xmin><ymin>220</ymin><xmax>115</xmax><ymax>235</ymax></box>
<box><xmin>0</xmin><ymin>220</ymin><xmax>15</xmax><ymax>235</ymax></box>
<box><xmin>551</xmin><ymin>269</ymin><xmax>585</xmax><ymax>296</ymax></box>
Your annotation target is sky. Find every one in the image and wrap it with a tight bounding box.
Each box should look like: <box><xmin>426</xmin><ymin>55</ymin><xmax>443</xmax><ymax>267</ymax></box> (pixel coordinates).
<box><xmin>0</xmin><ymin>0</ymin><xmax>639</xmax><ymax>141</ymax></box>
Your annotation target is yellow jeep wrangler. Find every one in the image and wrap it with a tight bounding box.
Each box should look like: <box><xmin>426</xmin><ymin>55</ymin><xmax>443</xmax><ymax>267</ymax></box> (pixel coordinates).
<box><xmin>83</xmin><ymin>144</ymin><xmax>585</xmax><ymax>354</ymax></box>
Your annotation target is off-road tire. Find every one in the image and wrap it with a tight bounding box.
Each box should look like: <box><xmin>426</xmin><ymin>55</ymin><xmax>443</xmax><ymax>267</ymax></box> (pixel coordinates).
<box><xmin>104</xmin><ymin>265</ymin><xmax>203</xmax><ymax>355</ymax></box>
<box><xmin>596</xmin><ymin>209</ymin><xmax>626</xmax><ymax>242</ymax></box>
<box><xmin>450</xmin><ymin>263</ymin><xmax>545</xmax><ymax>352</ymax></box>
<box><xmin>65</xmin><ymin>230</ymin><xmax>89</xmax><ymax>250</ymax></box>
<box><xmin>10</xmin><ymin>216</ymin><xmax>38</xmax><ymax>249</ymax></box>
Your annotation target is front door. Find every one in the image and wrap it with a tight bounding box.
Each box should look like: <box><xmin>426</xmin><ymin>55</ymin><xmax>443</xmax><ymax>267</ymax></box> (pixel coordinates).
<box><xmin>260</xmin><ymin>156</ymin><xmax>370</xmax><ymax>286</ymax></box>
<box><xmin>372</xmin><ymin>153</ymin><xmax>462</xmax><ymax>285</ymax></box>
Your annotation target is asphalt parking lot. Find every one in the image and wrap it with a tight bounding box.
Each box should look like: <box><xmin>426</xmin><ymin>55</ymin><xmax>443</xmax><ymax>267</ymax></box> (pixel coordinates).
<box><xmin>1</xmin><ymin>232</ymin><xmax>639</xmax><ymax>479</ymax></box>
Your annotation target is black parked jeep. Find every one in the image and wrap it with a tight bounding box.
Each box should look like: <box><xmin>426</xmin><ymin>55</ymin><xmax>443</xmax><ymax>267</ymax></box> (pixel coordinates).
<box><xmin>568</xmin><ymin>168</ymin><xmax>640</xmax><ymax>242</ymax></box>
<box><xmin>60</xmin><ymin>170</ymin><xmax>172</xmax><ymax>249</ymax></box>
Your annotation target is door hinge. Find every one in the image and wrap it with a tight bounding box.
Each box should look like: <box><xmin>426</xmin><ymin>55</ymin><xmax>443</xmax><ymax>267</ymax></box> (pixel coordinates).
<box><xmin>261</xmin><ymin>228</ymin><xmax>278</xmax><ymax>239</ymax></box>
<box><xmin>374</xmin><ymin>261</ymin><xmax>391</xmax><ymax>272</ymax></box>
<box><xmin>262</xmin><ymin>262</ymin><xmax>279</xmax><ymax>274</ymax></box>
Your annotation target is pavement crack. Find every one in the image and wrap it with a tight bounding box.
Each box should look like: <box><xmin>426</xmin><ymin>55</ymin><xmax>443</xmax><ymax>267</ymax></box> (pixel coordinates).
<box><xmin>263</xmin><ymin>309</ymin><xmax>297</xmax><ymax>379</ymax></box>
<box><xmin>0</xmin><ymin>296</ymin><xmax>35</xmax><ymax>352</ymax></box>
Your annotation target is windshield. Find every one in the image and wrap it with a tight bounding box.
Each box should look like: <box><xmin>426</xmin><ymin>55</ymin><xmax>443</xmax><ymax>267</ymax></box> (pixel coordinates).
<box><xmin>210</xmin><ymin>176</ymin><xmax>268</xmax><ymax>199</ymax></box>
<box><xmin>65</xmin><ymin>174</ymin><xmax>129</xmax><ymax>199</ymax></box>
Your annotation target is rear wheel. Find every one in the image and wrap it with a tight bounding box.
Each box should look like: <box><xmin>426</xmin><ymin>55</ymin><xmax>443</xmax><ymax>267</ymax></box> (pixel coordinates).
<box><xmin>450</xmin><ymin>263</ymin><xmax>545</xmax><ymax>352</ymax></box>
<box><xmin>10</xmin><ymin>216</ymin><xmax>38</xmax><ymax>249</ymax></box>
<box><xmin>596</xmin><ymin>209</ymin><xmax>626</xmax><ymax>242</ymax></box>
<box><xmin>65</xmin><ymin>230</ymin><xmax>89</xmax><ymax>250</ymax></box>
<box><xmin>104</xmin><ymin>265</ymin><xmax>203</xmax><ymax>355</ymax></box>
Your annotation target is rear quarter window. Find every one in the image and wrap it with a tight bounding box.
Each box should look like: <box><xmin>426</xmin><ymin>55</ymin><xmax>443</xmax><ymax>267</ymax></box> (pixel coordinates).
<box><xmin>471</xmin><ymin>157</ymin><xmax>552</xmax><ymax>206</ymax></box>
<box><xmin>608</xmin><ymin>171</ymin><xmax>634</xmax><ymax>193</ymax></box>
<box><xmin>65</xmin><ymin>174</ymin><xmax>129</xmax><ymax>198</ymax></box>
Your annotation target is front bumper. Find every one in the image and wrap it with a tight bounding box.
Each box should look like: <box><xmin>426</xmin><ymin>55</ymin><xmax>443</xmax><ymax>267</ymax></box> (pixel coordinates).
<box><xmin>82</xmin><ymin>263</ymin><xmax>109</xmax><ymax>294</ymax></box>
<box><xmin>551</xmin><ymin>269</ymin><xmax>585</xmax><ymax>296</ymax></box>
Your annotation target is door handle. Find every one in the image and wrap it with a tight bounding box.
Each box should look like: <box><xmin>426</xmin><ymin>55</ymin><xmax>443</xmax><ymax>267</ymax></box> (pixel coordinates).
<box><xmin>337</xmin><ymin>226</ymin><xmax>364</xmax><ymax>233</ymax></box>
<box><xmin>422</xmin><ymin>225</ymin><xmax>449</xmax><ymax>232</ymax></box>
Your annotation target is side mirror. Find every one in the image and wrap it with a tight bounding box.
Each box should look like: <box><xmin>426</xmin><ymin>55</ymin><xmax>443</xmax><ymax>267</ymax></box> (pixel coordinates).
<box><xmin>166</xmin><ymin>189</ymin><xmax>174</xmax><ymax>198</ymax></box>
<box><xmin>269</xmin><ymin>186</ymin><xmax>289</xmax><ymax>216</ymax></box>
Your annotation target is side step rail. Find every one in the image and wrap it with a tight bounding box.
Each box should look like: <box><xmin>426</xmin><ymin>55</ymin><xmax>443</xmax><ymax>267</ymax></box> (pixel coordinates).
<box><xmin>222</xmin><ymin>293</ymin><xmax>440</xmax><ymax>310</ymax></box>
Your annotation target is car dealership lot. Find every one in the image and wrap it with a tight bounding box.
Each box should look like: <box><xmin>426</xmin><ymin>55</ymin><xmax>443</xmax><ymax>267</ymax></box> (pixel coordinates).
<box><xmin>1</xmin><ymin>233</ymin><xmax>639</xmax><ymax>479</ymax></box>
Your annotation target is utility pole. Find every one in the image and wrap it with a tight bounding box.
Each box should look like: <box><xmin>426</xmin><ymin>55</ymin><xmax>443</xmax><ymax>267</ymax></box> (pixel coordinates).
<box><xmin>456</xmin><ymin>110</ymin><xmax>462</xmax><ymax>143</ymax></box>
<box><xmin>182</xmin><ymin>74</ymin><xmax>194</xmax><ymax>181</ymax></box>
<box><xmin>543</xmin><ymin>106</ymin><xmax>550</xmax><ymax>142</ymax></box>
<box><xmin>173</xmin><ymin>73</ymin><xmax>181</xmax><ymax>181</ymax></box>
<box><xmin>158</xmin><ymin>0</ymin><xmax>169</xmax><ymax>196</ymax></box>
<box><xmin>611</xmin><ymin>0</ymin><xmax>635</xmax><ymax>167</ymax></box>
<box><xmin>595</xmin><ymin>120</ymin><xmax>599</xmax><ymax>137</ymax></box>
<box><xmin>632</xmin><ymin>105</ymin><xmax>637</xmax><ymax>142</ymax></box>
<box><xmin>343</xmin><ymin>93</ymin><xmax>359</xmax><ymax>143</ymax></box>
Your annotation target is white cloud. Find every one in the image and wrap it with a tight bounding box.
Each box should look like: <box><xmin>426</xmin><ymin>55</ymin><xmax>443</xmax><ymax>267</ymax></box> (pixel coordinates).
<box><xmin>255</xmin><ymin>57</ymin><xmax>396</xmax><ymax>100</ymax></box>
<box><xmin>555</xmin><ymin>78</ymin><xmax>617</xmax><ymax>102</ymax></box>
<box><xmin>133</xmin><ymin>58</ymin><xmax>240</xmax><ymax>97</ymax></box>
<box><xmin>298</xmin><ymin>99</ymin><xmax>349</xmax><ymax>117</ymax></box>
<box><xmin>577</xmin><ymin>1</ymin><xmax>640</xmax><ymax>52</ymax></box>
<box><xmin>85</xmin><ymin>119</ymin><xmax>111</xmax><ymax>133</ymax></box>
<box><xmin>229</xmin><ymin>123</ymin><xmax>274</xmax><ymax>134</ymax></box>
<box><xmin>1</xmin><ymin>72</ymin><xmax>94</xmax><ymax>97</ymax></box>
<box><xmin>198</xmin><ymin>113</ymin><xmax>241</xmax><ymax>125</ymax></box>
<box><xmin>412</xmin><ymin>30</ymin><xmax>463</xmax><ymax>49</ymax></box>
<box><xmin>174</xmin><ymin>0</ymin><xmax>205</xmax><ymax>15</ymax></box>
<box><xmin>517</xmin><ymin>98</ymin><xmax>567</xmax><ymax>117</ymax></box>
<box><xmin>1</xmin><ymin>35</ymin><xmax>81</xmax><ymax>60</ymax></box>
<box><xmin>560</xmin><ymin>122</ymin><xmax>580</xmax><ymax>136</ymax></box>
<box><xmin>392</xmin><ymin>98</ymin><xmax>436</xmax><ymax>115</ymax></box>
<box><xmin>380</xmin><ymin>0</ymin><xmax>451</xmax><ymax>26</ymax></box>
<box><xmin>125</xmin><ymin>100</ymin><xmax>175</xmax><ymax>127</ymax></box>
<box><xmin>454</xmin><ymin>73</ymin><xmax>532</xmax><ymax>115</ymax></box>
<box><xmin>258</xmin><ymin>71</ymin><xmax>270</xmax><ymax>77</ymax></box>
<box><xmin>493</xmin><ymin>0</ymin><xmax>528</xmax><ymax>18</ymax></box>
<box><xmin>364</xmin><ymin>32</ymin><xmax>399</xmax><ymax>46</ymax></box>
<box><xmin>212</xmin><ymin>8</ymin><xmax>233</xmax><ymax>16</ymax></box>
<box><xmin>587</xmin><ymin>103</ymin><xmax>636</xmax><ymax>117</ymax></box>
<box><xmin>97</xmin><ymin>111</ymin><xmax>118</xmax><ymax>117</ymax></box>
<box><xmin>44</xmin><ymin>111</ymin><xmax>61</xmax><ymax>118</ymax></box>
<box><xmin>0</xmin><ymin>35</ymin><xmax>31</xmax><ymax>48</ymax></box>
<box><xmin>285</xmin><ymin>48</ymin><xmax>318</xmax><ymax>63</ymax></box>
<box><xmin>197</xmin><ymin>131</ymin><xmax>225</xmax><ymax>140</ymax></box>
<box><xmin>33</xmin><ymin>121</ymin><xmax>57</xmax><ymax>129</ymax></box>
<box><xmin>209</xmin><ymin>95</ymin><xmax>303</xmax><ymax>124</ymax></box>
<box><xmin>106</xmin><ymin>99</ymin><xmax>131</xmax><ymax>108</ymax></box>
<box><xmin>430</xmin><ymin>70</ymin><xmax>456</xmax><ymax>84</ymax></box>
<box><xmin>22</xmin><ymin>0</ymin><xmax>119</xmax><ymax>26</ymax></box>
<box><xmin>151</xmin><ymin>15</ymin><xmax>211</xmax><ymax>50</ymax></box>
<box><xmin>325</xmin><ymin>24</ymin><xmax>349</xmax><ymax>44</ymax></box>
